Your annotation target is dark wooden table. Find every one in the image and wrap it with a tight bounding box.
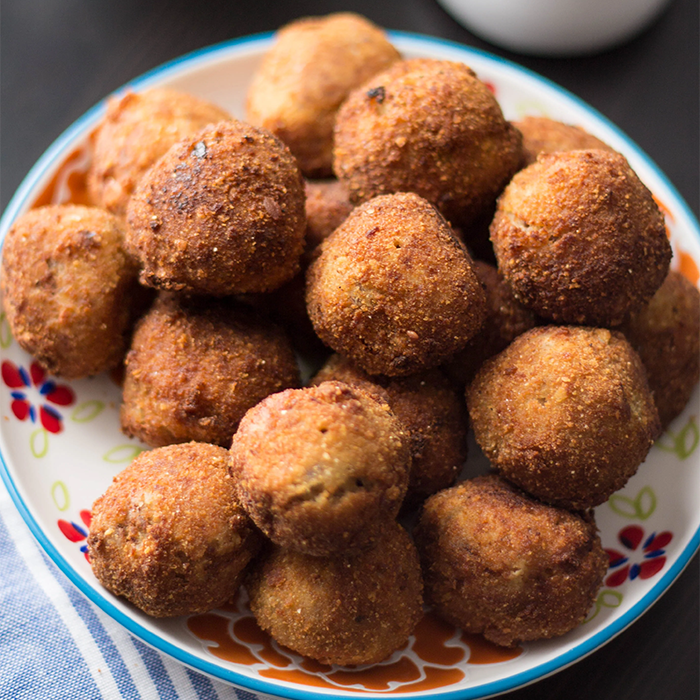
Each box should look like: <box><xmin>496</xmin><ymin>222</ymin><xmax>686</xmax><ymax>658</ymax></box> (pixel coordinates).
<box><xmin>1</xmin><ymin>1</ymin><xmax>698</xmax><ymax>698</ymax></box>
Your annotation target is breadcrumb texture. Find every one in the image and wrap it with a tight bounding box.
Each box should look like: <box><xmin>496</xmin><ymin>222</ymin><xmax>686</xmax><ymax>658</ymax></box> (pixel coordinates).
<box><xmin>1</xmin><ymin>204</ymin><xmax>138</xmax><ymax>379</ymax></box>
<box><xmin>126</xmin><ymin>119</ymin><xmax>306</xmax><ymax>296</ymax></box>
<box><xmin>312</xmin><ymin>354</ymin><xmax>468</xmax><ymax>504</ymax></box>
<box><xmin>445</xmin><ymin>260</ymin><xmax>538</xmax><ymax>386</ymax></box>
<box><xmin>490</xmin><ymin>149</ymin><xmax>671</xmax><ymax>326</ymax></box>
<box><xmin>514</xmin><ymin>116</ymin><xmax>615</xmax><ymax>167</ymax></box>
<box><xmin>246</xmin><ymin>12</ymin><xmax>400</xmax><ymax>177</ymax></box>
<box><xmin>333</xmin><ymin>58</ymin><xmax>523</xmax><ymax>227</ymax></box>
<box><xmin>247</xmin><ymin>521</ymin><xmax>423</xmax><ymax>665</ymax></box>
<box><xmin>415</xmin><ymin>475</ymin><xmax>608</xmax><ymax>647</ymax></box>
<box><xmin>304</xmin><ymin>179</ymin><xmax>354</xmax><ymax>253</ymax></box>
<box><xmin>306</xmin><ymin>192</ymin><xmax>486</xmax><ymax>376</ymax></box>
<box><xmin>88</xmin><ymin>88</ymin><xmax>231</xmax><ymax>216</ymax></box>
<box><xmin>622</xmin><ymin>270</ymin><xmax>700</xmax><ymax>430</ymax></box>
<box><xmin>121</xmin><ymin>293</ymin><xmax>300</xmax><ymax>448</ymax></box>
<box><xmin>467</xmin><ymin>326</ymin><xmax>660</xmax><ymax>509</ymax></box>
<box><xmin>230</xmin><ymin>381</ymin><xmax>411</xmax><ymax>555</ymax></box>
<box><xmin>88</xmin><ymin>442</ymin><xmax>262</xmax><ymax>617</ymax></box>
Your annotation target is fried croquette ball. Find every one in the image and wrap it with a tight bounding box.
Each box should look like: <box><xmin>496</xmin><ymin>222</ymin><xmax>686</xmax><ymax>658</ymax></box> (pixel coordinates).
<box><xmin>304</xmin><ymin>179</ymin><xmax>354</xmax><ymax>254</ymax></box>
<box><xmin>88</xmin><ymin>442</ymin><xmax>262</xmax><ymax>617</ymax></box>
<box><xmin>120</xmin><ymin>293</ymin><xmax>300</xmax><ymax>448</ymax></box>
<box><xmin>311</xmin><ymin>354</ymin><xmax>467</xmax><ymax>504</ymax></box>
<box><xmin>230</xmin><ymin>381</ymin><xmax>411</xmax><ymax>556</ymax></box>
<box><xmin>306</xmin><ymin>192</ymin><xmax>487</xmax><ymax>377</ymax></box>
<box><xmin>88</xmin><ymin>88</ymin><xmax>231</xmax><ymax>216</ymax></box>
<box><xmin>415</xmin><ymin>475</ymin><xmax>608</xmax><ymax>647</ymax></box>
<box><xmin>445</xmin><ymin>260</ymin><xmax>538</xmax><ymax>386</ymax></box>
<box><xmin>514</xmin><ymin>115</ymin><xmax>615</xmax><ymax>167</ymax></box>
<box><xmin>246</xmin><ymin>13</ymin><xmax>400</xmax><ymax>178</ymax></box>
<box><xmin>333</xmin><ymin>58</ymin><xmax>523</xmax><ymax>229</ymax></box>
<box><xmin>246</xmin><ymin>521</ymin><xmax>423</xmax><ymax>665</ymax></box>
<box><xmin>622</xmin><ymin>270</ymin><xmax>700</xmax><ymax>430</ymax></box>
<box><xmin>1</xmin><ymin>204</ymin><xmax>138</xmax><ymax>379</ymax></box>
<box><xmin>490</xmin><ymin>149</ymin><xmax>672</xmax><ymax>326</ymax></box>
<box><xmin>126</xmin><ymin>119</ymin><xmax>306</xmax><ymax>296</ymax></box>
<box><xmin>467</xmin><ymin>326</ymin><xmax>660</xmax><ymax>510</ymax></box>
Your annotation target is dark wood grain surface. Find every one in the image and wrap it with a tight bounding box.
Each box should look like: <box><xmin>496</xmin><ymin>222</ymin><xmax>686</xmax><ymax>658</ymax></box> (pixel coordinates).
<box><xmin>1</xmin><ymin>1</ymin><xmax>698</xmax><ymax>698</ymax></box>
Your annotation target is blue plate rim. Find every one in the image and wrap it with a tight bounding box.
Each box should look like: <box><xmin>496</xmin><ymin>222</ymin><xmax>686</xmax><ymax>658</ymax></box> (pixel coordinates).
<box><xmin>1</xmin><ymin>28</ymin><xmax>699</xmax><ymax>700</ymax></box>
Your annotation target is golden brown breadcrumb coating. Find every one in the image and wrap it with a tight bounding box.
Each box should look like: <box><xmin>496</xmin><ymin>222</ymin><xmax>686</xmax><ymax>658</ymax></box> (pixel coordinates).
<box><xmin>247</xmin><ymin>521</ymin><xmax>423</xmax><ymax>665</ymax></box>
<box><xmin>304</xmin><ymin>179</ymin><xmax>354</xmax><ymax>254</ymax></box>
<box><xmin>444</xmin><ymin>260</ymin><xmax>538</xmax><ymax>386</ymax></box>
<box><xmin>1</xmin><ymin>204</ymin><xmax>138</xmax><ymax>379</ymax></box>
<box><xmin>88</xmin><ymin>88</ymin><xmax>231</xmax><ymax>216</ymax></box>
<box><xmin>230</xmin><ymin>381</ymin><xmax>411</xmax><ymax>556</ymax></box>
<box><xmin>622</xmin><ymin>270</ymin><xmax>700</xmax><ymax>430</ymax></box>
<box><xmin>467</xmin><ymin>326</ymin><xmax>660</xmax><ymax>510</ymax></box>
<box><xmin>126</xmin><ymin>119</ymin><xmax>306</xmax><ymax>296</ymax></box>
<box><xmin>415</xmin><ymin>475</ymin><xmax>608</xmax><ymax>647</ymax></box>
<box><xmin>490</xmin><ymin>149</ymin><xmax>672</xmax><ymax>326</ymax></box>
<box><xmin>306</xmin><ymin>192</ymin><xmax>487</xmax><ymax>376</ymax></box>
<box><xmin>333</xmin><ymin>58</ymin><xmax>523</xmax><ymax>228</ymax></box>
<box><xmin>120</xmin><ymin>293</ymin><xmax>300</xmax><ymax>448</ymax></box>
<box><xmin>246</xmin><ymin>12</ymin><xmax>400</xmax><ymax>177</ymax></box>
<box><xmin>88</xmin><ymin>442</ymin><xmax>262</xmax><ymax>617</ymax></box>
<box><xmin>514</xmin><ymin>115</ymin><xmax>615</xmax><ymax>167</ymax></box>
<box><xmin>311</xmin><ymin>354</ymin><xmax>468</xmax><ymax>504</ymax></box>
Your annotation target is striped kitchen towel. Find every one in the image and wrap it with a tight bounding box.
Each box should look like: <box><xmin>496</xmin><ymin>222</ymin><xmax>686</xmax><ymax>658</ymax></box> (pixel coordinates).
<box><xmin>0</xmin><ymin>481</ymin><xmax>261</xmax><ymax>700</ymax></box>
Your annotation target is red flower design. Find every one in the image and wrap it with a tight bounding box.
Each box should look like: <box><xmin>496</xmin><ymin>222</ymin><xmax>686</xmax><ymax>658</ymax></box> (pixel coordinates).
<box><xmin>58</xmin><ymin>509</ymin><xmax>92</xmax><ymax>562</ymax></box>
<box><xmin>2</xmin><ymin>360</ymin><xmax>75</xmax><ymax>433</ymax></box>
<box><xmin>604</xmin><ymin>525</ymin><xmax>672</xmax><ymax>587</ymax></box>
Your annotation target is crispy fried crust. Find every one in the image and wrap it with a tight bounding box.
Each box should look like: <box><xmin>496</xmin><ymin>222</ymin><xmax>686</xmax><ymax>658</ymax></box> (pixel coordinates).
<box><xmin>126</xmin><ymin>119</ymin><xmax>306</xmax><ymax>296</ymax></box>
<box><xmin>490</xmin><ymin>149</ymin><xmax>672</xmax><ymax>326</ymax></box>
<box><xmin>230</xmin><ymin>381</ymin><xmax>411</xmax><ymax>556</ymax></box>
<box><xmin>246</xmin><ymin>521</ymin><xmax>423</xmax><ymax>665</ymax></box>
<box><xmin>246</xmin><ymin>12</ymin><xmax>400</xmax><ymax>177</ymax></box>
<box><xmin>88</xmin><ymin>442</ymin><xmax>262</xmax><ymax>617</ymax></box>
<box><xmin>467</xmin><ymin>326</ymin><xmax>660</xmax><ymax>509</ymax></box>
<box><xmin>514</xmin><ymin>116</ymin><xmax>615</xmax><ymax>167</ymax></box>
<box><xmin>444</xmin><ymin>260</ymin><xmax>538</xmax><ymax>386</ymax></box>
<box><xmin>306</xmin><ymin>192</ymin><xmax>487</xmax><ymax>376</ymax></box>
<box><xmin>1</xmin><ymin>204</ymin><xmax>138</xmax><ymax>379</ymax></box>
<box><xmin>333</xmin><ymin>58</ymin><xmax>523</xmax><ymax>228</ymax></box>
<box><xmin>415</xmin><ymin>475</ymin><xmax>608</xmax><ymax>647</ymax></box>
<box><xmin>120</xmin><ymin>293</ymin><xmax>300</xmax><ymax>448</ymax></box>
<box><xmin>88</xmin><ymin>88</ymin><xmax>231</xmax><ymax>216</ymax></box>
<box><xmin>304</xmin><ymin>179</ymin><xmax>354</xmax><ymax>254</ymax></box>
<box><xmin>622</xmin><ymin>270</ymin><xmax>700</xmax><ymax>430</ymax></box>
<box><xmin>311</xmin><ymin>354</ymin><xmax>468</xmax><ymax>504</ymax></box>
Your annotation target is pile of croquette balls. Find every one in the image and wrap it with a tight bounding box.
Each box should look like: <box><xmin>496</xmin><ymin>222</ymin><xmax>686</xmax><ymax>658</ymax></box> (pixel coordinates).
<box><xmin>2</xmin><ymin>13</ymin><xmax>699</xmax><ymax>665</ymax></box>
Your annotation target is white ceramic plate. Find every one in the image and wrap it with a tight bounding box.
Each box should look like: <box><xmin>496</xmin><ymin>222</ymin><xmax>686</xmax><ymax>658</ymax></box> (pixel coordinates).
<box><xmin>0</xmin><ymin>31</ymin><xmax>698</xmax><ymax>700</ymax></box>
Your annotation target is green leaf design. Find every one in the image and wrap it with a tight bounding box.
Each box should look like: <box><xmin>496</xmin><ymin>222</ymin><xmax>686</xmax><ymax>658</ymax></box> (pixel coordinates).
<box><xmin>71</xmin><ymin>400</ymin><xmax>105</xmax><ymax>423</ymax></box>
<box><xmin>30</xmin><ymin>428</ymin><xmax>49</xmax><ymax>458</ymax></box>
<box><xmin>0</xmin><ymin>312</ymin><xmax>12</xmax><ymax>349</ymax></box>
<box><xmin>515</xmin><ymin>101</ymin><xmax>549</xmax><ymax>119</ymax></box>
<box><xmin>104</xmin><ymin>444</ymin><xmax>144</xmax><ymax>464</ymax></box>
<box><xmin>608</xmin><ymin>486</ymin><xmax>656</xmax><ymax>520</ymax></box>
<box><xmin>599</xmin><ymin>589</ymin><xmax>623</xmax><ymax>608</ymax></box>
<box><xmin>655</xmin><ymin>416</ymin><xmax>699</xmax><ymax>459</ymax></box>
<box><xmin>585</xmin><ymin>589</ymin><xmax>623</xmax><ymax>623</ymax></box>
<box><xmin>51</xmin><ymin>481</ymin><xmax>70</xmax><ymax>512</ymax></box>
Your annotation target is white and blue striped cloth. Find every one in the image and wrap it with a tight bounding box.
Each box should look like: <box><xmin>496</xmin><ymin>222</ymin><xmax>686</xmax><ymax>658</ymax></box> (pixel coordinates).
<box><xmin>0</xmin><ymin>482</ymin><xmax>262</xmax><ymax>700</ymax></box>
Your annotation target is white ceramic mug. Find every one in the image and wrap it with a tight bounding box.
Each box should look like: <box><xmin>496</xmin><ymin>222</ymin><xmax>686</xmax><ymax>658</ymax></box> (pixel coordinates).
<box><xmin>437</xmin><ymin>0</ymin><xmax>674</xmax><ymax>56</ymax></box>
